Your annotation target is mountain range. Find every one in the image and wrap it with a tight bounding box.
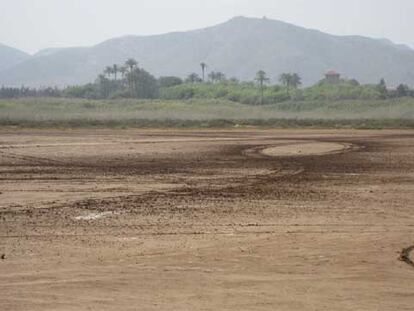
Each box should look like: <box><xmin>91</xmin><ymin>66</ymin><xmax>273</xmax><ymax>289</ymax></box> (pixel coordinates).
<box><xmin>0</xmin><ymin>43</ymin><xmax>30</xmax><ymax>73</ymax></box>
<box><xmin>1</xmin><ymin>16</ymin><xmax>414</xmax><ymax>87</ymax></box>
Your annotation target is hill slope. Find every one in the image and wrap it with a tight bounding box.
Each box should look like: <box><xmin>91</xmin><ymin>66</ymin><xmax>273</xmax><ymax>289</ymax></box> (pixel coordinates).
<box><xmin>0</xmin><ymin>43</ymin><xmax>30</xmax><ymax>72</ymax></box>
<box><xmin>1</xmin><ymin>16</ymin><xmax>414</xmax><ymax>87</ymax></box>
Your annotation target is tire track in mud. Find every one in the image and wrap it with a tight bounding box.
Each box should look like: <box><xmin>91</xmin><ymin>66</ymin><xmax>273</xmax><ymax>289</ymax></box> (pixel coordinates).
<box><xmin>0</xmin><ymin>135</ymin><xmax>366</xmax><ymax>224</ymax></box>
<box><xmin>2</xmin><ymin>227</ymin><xmax>414</xmax><ymax>239</ymax></box>
<box><xmin>0</xmin><ymin>149</ymin><xmax>66</xmax><ymax>166</ymax></box>
<box><xmin>66</xmin><ymin>145</ymin><xmax>307</xmax><ymax>215</ymax></box>
<box><xmin>41</xmin><ymin>138</ymin><xmax>357</xmax><ymax>217</ymax></box>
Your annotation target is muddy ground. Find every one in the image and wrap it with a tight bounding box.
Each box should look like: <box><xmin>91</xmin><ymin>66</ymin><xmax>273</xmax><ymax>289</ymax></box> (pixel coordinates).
<box><xmin>0</xmin><ymin>129</ymin><xmax>413</xmax><ymax>310</ymax></box>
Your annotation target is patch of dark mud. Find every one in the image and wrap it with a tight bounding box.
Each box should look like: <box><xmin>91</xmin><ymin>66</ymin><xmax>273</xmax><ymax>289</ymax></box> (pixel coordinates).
<box><xmin>399</xmin><ymin>246</ymin><xmax>414</xmax><ymax>268</ymax></box>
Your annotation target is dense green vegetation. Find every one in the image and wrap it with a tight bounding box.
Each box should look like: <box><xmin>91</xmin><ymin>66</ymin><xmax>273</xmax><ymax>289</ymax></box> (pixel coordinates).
<box><xmin>1</xmin><ymin>58</ymin><xmax>413</xmax><ymax>128</ymax></box>
<box><xmin>1</xmin><ymin>58</ymin><xmax>413</xmax><ymax>106</ymax></box>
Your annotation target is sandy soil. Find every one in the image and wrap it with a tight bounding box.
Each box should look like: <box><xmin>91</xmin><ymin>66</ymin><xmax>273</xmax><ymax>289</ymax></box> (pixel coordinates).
<box><xmin>0</xmin><ymin>128</ymin><xmax>413</xmax><ymax>311</ymax></box>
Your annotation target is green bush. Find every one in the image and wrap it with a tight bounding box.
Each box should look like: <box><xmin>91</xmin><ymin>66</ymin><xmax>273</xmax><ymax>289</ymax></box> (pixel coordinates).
<box><xmin>160</xmin><ymin>82</ymin><xmax>292</xmax><ymax>105</ymax></box>
<box><xmin>303</xmin><ymin>80</ymin><xmax>382</xmax><ymax>101</ymax></box>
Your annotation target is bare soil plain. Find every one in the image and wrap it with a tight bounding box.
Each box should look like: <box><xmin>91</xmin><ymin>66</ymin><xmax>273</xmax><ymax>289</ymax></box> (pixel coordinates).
<box><xmin>0</xmin><ymin>128</ymin><xmax>413</xmax><ymax>311</ymax></box>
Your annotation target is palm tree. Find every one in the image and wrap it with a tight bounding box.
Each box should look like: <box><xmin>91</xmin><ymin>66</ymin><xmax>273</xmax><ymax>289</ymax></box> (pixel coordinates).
<box><xmin>125</xmin><ymin>58</ymin><xmax>138</xmax><ymax>72</ymax></box>
<box><xmin>291</xmin><ymin>73</ymin><xmax>302</xmax><ymax>89</ymax></box>
<box><xmin>98</xmin><ymin>74</ymin><xmax>106</xmax><ymax>84</ymax></box>
<box><xmin>255</xmin><ymin>70</ymin><xmax>269</xmax><ymax>105</ymax></box>
<box><xmin>279</xmin><ymin>73</ymin><xmax>302</xmax><ymax>95</ymax></box>
<box><xmin>112</xmin><ymin>64</ymin><xmax>119</xmax><ymax>81</ymax></box>
<box><xmin>119</xmin><ymin>66</ymin><xmax>128</xmax><ymax>81</ymax></box>
<box><xmin>98</xmin><ymin>74</ymin><xmax>109</xmax><ymax>97</ymax></box>
<box><xmin>125</xmin><ymin>59</ymin><xmax>138</xmax><ymax>93</ymax></box>
<box><xmin>208</xmin><ymin>71</ymin><xmax>226</xmax><ymax>83</ymax></box>
<box><xmin>200</xmin><ymin>63</ymin><xmax>207</xmax><ymax>82</ymax></box>
<box><xmin>208</xmin><ymin>71</ymin><xmax>216</xmax><ymax>83</ymax></box>
<box><xmin>279</xmin><ymin>73</ymin><xmax>292</xmax><ymax>95</ymax></box>
<box><xmin>104</xmin><ymin>66</ymin><xmax>113</xmax><ymax>79</ymax></box>
<box><xmin>128</xmin><ymin>68</ymin><xmax>142</xmax><ymax>96</ymax></box>
<box><xmin>215</xmin><ymin>72</ymin><xmax>226</xmax><ymax>82</ymax></box>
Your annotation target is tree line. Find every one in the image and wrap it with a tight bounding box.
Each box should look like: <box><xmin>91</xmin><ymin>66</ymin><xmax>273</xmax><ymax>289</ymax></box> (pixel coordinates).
<box><xmin>1</xmin><ymin>58</ymin><xmax>413</xmax><ymax>104</ymax></box>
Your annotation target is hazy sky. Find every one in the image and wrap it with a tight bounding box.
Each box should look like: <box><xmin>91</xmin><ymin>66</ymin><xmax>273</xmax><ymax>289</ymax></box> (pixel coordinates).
<box><xmin>1</xmin><ymin>0</ymin><xmax>413</xmax><ymax>54</ymax></box>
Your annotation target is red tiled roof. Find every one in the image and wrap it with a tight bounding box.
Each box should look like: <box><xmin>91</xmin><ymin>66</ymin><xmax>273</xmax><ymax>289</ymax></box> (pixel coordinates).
<box><xmin>326</xmin><ymin>70</ymin><xmax>340</xmax><ymax>76</ymax></box>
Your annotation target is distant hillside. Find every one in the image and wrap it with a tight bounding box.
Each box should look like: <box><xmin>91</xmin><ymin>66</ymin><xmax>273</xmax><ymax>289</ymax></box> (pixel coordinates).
<box><xmin>0</xmin><ymin>43</ymin><xmax>30</xmax><ymax>72</ymax></box>
<box><xmin>33</xmin><ymin>48</ymin><xmax>66</xmax><ymax>58</ymax></box>
<box><xmin>1</xmin><ymin>16</ymin><xmax>414</xmax><ymax>87</ymax></box>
